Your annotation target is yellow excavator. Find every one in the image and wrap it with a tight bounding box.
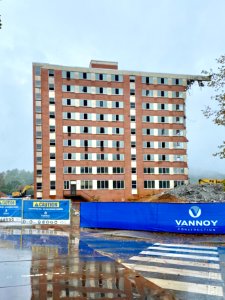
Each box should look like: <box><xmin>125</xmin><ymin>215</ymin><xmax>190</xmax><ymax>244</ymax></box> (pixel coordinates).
<box><xmin>12</xmin><ymin>184</ymin><xmax>34</xmax><ymax>198</ymax></box>
<box><xmin>199</xmin><ymin>178</ymin><xmax>225</xmax><ymax>189</ymax></box>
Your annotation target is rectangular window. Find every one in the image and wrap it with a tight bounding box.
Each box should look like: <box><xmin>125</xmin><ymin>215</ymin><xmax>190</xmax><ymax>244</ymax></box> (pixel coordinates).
<box><xmin>48</xmin><ymin>69</ymin><xmax>54</xmax><ymax>77</ymax></box>
<box><xmin>130</xmin><ymin>115</ymin><xmax>136</xmax><ymax>122</ymax></box>
<box><xmin>79</xmin><ymin>72</ymin><xmax>90</xmax><ymax>80</ymax></box>
<box><xmin>36</xmin><ymin>157</ymin><xmax>42</xmax><ymax>164</ymax></box>
<box><xmin>64</xmin><ymin>166</ymin><xmax>73</xmax><ymax>174</ymax></box>
<box><xmin>144</xmin><ymin>154</ymin><xmax>154</xmax><ymax>161</ymax></box>
<box><xmin>131</xmin><ymin>128</ymin><xmax>136</xmax><ymax>135</ymax></box>
<box><xmin>50</xmin><ymin>139</ymin><xmax>55</xmax><ymax>146</ymax></box>
<box><xmin>36</xmin><ymin>131</ymin><xmax>42</xmax><ymax>138</ymax></box>
<box><xmin>130</xmin><ymin>89</ymin><xmax>135</xmax><ymax>95</ymax></box>
<box><xmin>112</xmin><ymin>167</ymin><xmax>124</xmax><ymax>174</ymax></box>
<box><xmin>130</xmin><ymin>75</ymin><xmax>135</xmax><ymax>82</ymax></box>
<box><xmin>95</xmin><ymin>73</ymin><xmax>107</xmax><ymax>81</ymax></box>
<box><xmin>50</xmin><ymin>181</ymin><xmax>56</xmax><ymax>190</ymax></box>
<box><xmin>174</xmin><ymin>180</ymin><xmax>185</xmax><ymax>187</ymax></box>
<box><xmin>97</xmin><ymin>180</ymin><xmax>109</xmax><ymax>189</ymax></box>
<box><xmin>144</xmin><ymin>168</ymin><xmax>155</xmax><ymax>174</ymax></box>
<box><xmin>143</xmin><ymin>116</ymin><xmax>153</xmax><ymax>122</ymax></box>
<box><xmin>35</xmin><ymin>66</ymin><xmax>41</xmax><ymax>76</ymax></box>
<box><xmin>36</xmin><ymin>144</ymin><xmax>42</xmax><ymax>151</ymax></box>
<box><xmin>80</xmin><ymin>153</ymin><xmax>92</xmax><ymax>160</ymax></box>
<box><xmin>142</xmin><ymin>90</ymin><xmax>153</xmax><ymax>97</ymax></box>
<box><xmin>50</xmin><ymin>126</ymin><xmax>55</xmax><ymax>133</ymax></box>
<box><xmin>158</xmin><ymin>129</ymin><xmax>169</xmax><ymax>136</ymax></box>
<box><xmin>112</xmin><ymin>154</ymin><xmax>124</xmax><ymax>161</ymax></box>
<box><xmin>174</xmin><ymin>155</ymin><xmax>184</xmax><ymax>162</ymax></box>
<box><xmin>144</xmin><ymin>181</ymin><xmax>155</xmax><ymax>189</ymax></box>
<box><xmin>97</xmin><ymin>153</ymin><xmax>108</xmax><ymax>160</ymax></box>
<box><xmin>172</xmin><ymin>78</ymin><xmax>182</xmax><ymax>85</ymax></box>
<box><xmin>36</xmin><ymin>119</ymin><xmax>42</xmax><ymax>126</ymax></box>
<box><xmin>37</xmin><ymin>170</ymin><xmax>42</xmax><ymax>176</ymax></box>
<box><xmin>49</xmin><ymin>112</ymin><xmax>55</xmax><ymax>119</ymax></box>
<box><xmin>132</xmin><ymin>180</ymin><xmax>137</xmax><ymax>189</ymax></box>
<box><xmin>113</xmin><ymin>181</ymin><xmax>125</xmax><ymax>189</ymax></box>
<box><xmin>143</xmin><ymin>128</ymin><xmax>153</xmax><ymax>135</ymax></box>
<box><xmin>142</xmin><ymin>76</ymin><xmax>153</xmax><ymax>84</ymax></box>
<box><xmin>64</xmin><ymin>181</ymin><xmax>70</xmax><ymax>190</ymax></box>
<box><xmin>159</xmin><ymin>181</ymin><xmax>170</xmax><ymax>189</ymax></box>
<box><xmin>49</xmin><ymin>84</ymin><xmax>54</xmax><ymax>91</ymax></box>
<box><xmin>97</xmin><ymin>167</ymin><xmax>108</xmax><ymax>174</ymax></box>
<box><xmin>62</xmin><ymin>85</ymin><xmax>75</xmax><ymax>92</ymax></box>
<box><xmin>50</xmin><ymin>167</ymin><xmax>56</xmax><ymax>173</ymax></box>
<box><xmin>96</xmin><ymin>100</ymin><xmax>107</xmax><ymax>108</ymax></box>
<box><xmin>142</xmin><ymin>103</ymin><xmax>154</xmax><ymax>110</ymax></box>
<box><xmin>143</xmin><ymin>141</ymin><xmax>153</xmax><ymax>148</ymax></box>
<box><xmin>157</xmin><ymin>90</ymin><xmax>168</xmax><ymax>97</ymax></box>
<box><xmin>62</xmin><ymin>70</ymin><xmax>75</xmax><ymax>79</ymax></box>
<box><xmin>158</xmin><ymin>142</ymin><xmax>169</xmax><ymax>148</ymax></box>
<box><xmin>81</xmin><ymin>180</ymin><xmax>93</xmax><ymax>190</ymax></box>
<box><xmin>37</xmin><ymin>183</ymin><xmax>42</xmax><ymax>190</ymax></box>
<box><xmin>131</xmin><ymin>154</ymin><xmax>136</xmax><ymax>160</ymax></box>
<box><xmin>111</xmin><ymin>74</ymin><xmax>123</xmax><ymax>82</ymax></box>
<box><xmin>49</xmin><ymin>97</ymin><xmax>55</xmax><ymax>104</ymax></box>
<box><xmin>159</xmin><ymin>168</ymin><xmax>170</xmax><ymax>174</ymax></box>
<box><xmin>157</xmin><ymin>77</ymin><xmax>168</xmax><ymax>84</ymax></box>
<box><xmin>158</xmin><ymin>155</ymin><xmax>169</xmax><ymax>161</ymax></box>
<box><xmin>157</xmin><ymin>103</ymin><xmax>168</xmax><ymax>110</ymax></box>
<box><xmin>131</xmin><ymin>141</ymin><xmax>136</xmax><ymax>148</ymax></box>
<box><xmin>80</xmin><ymin>167</ymin><xmax>92</xmax><ymax>174</ymax></box>
<box><xmin>130</xmin><ymin>102</ymin><xmax>136</xmax><ymax>108</ymax></box>
<box><xmin>173</xmin><ymin>142</ymin><xmax>184</xmax><ymax>149</ymax></box>
<box><xmin>131</xmin><ymin>167</ymin><xmax>136</xmax><ymax>174</ymax></box>
<box><xmin>50</xmin><ymin>153</ymin><xmax>56</xmax><ymax>160</ymax></box>
<box><xmin>112</xmin><ymin>127</ymin><xmax>124</xmax><ymax>135</ymax></box>
<box><xmin>174</xmin><ymin>168</ymin><xmax>185</xmax><ymax>174</ymax></box>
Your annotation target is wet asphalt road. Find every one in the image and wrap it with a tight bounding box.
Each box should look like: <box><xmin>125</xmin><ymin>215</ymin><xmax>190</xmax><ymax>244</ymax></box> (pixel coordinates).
<box><xmin>1</xmin><ymin>220</ymin><xmax>225</xmax><ymax>299</ymax></box>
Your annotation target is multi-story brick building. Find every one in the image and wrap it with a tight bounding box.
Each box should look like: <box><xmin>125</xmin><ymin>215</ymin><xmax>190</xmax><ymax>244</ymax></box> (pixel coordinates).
<box><xmin>33</xmin><ymin>60</ymin><xmax>207</xmax><ymax>201</ymax></box>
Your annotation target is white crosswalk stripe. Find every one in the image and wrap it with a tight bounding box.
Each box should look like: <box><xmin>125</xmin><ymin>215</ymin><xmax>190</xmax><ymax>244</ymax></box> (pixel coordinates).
<box><xmin>124</xmin><ymin>243</ymin><xmax>224</xmax><ymax>298</ymax></box>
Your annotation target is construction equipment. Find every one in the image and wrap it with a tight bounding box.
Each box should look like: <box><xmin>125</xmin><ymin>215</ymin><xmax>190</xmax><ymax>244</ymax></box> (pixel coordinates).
<box><xmin>12</xmin><ymin>184</ymin><xmax>34</xmax><ymax>198</ymax></box>
<box><xmin>199</xmin><ymin>178</ymin><xmax>225</xmax><ymax>188</ymax></box>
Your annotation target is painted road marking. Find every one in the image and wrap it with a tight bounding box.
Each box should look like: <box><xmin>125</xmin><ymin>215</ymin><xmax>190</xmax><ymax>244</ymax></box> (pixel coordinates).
<box><xmin>126</xmin><ymin>243</ymin><xmax>223</xmax><ymax>297</ymax></box>
<box><xmin>154</xmin><ymin>243</ymin><xmax>218</xmax><ymax>250</ymax></box>
<box><xmin>129</xmin><ymin>256</ymin><xmax>220</xmax><ymax>269</ymax></box>
<box><xmin>124</xmin><ymin>263</ymin><xmax>222</xmax><ymax>280</ymax></box>
<box><xmin>140</xmin><ymin>251</ymin><xmax>219</xmax><ymax>261</ymax></box>
<box><xmin>146</xmin><ymin>278</ymin><xmax>223</xmax><ymax>297</ymax></box>
<box><xmin>147</xmin><ymin>246</ymin><xmax>218</xmax><ymax>255</ymax></box>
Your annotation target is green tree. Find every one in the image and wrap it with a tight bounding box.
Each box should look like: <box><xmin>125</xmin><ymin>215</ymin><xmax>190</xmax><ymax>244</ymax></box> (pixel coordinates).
<box><xmin>202</xmin><ymin>55</ymin><xmax>225</xmax><ymax>158</ymax></box>
<box><xmin>0</xmin><ymin>169</ymin><xmax>33</xmax><ymax>195</ymax></box>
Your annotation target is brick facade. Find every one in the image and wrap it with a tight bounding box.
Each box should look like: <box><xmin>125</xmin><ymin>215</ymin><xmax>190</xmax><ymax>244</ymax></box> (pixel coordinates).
<box><xmin>33</xmin><ymin>60</ymin><xmax>207</xmax><ymax>201</ymax></box>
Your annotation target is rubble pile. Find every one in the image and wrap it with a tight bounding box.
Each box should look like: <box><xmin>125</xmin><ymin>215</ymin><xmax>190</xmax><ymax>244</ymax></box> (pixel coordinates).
<box><xmin>165</xmin><ymin>184</ymin><xmax>225</xmax><ymax>203</ymax></box>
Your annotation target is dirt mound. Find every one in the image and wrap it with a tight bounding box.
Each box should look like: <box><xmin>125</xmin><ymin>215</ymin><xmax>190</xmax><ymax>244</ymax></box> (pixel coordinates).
<box><xmin>141</xmin><ymin>184</ymin><xmax>225</xmax><ymax>203</ymax></box>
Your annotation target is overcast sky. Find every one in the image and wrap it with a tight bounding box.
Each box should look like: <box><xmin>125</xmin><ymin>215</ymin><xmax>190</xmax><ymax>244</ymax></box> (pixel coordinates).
<box><xmin>0</xmin><ymin>0</ymin><xmax>225</xmax><ymax>175</ymax></box>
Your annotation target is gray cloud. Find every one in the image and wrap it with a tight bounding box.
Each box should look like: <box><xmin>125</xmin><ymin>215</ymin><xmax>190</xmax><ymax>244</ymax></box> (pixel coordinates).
<box><xmin>0</xmin><ymin>0</ymin><xmax>225</xmax><ymax>173</ymax></box>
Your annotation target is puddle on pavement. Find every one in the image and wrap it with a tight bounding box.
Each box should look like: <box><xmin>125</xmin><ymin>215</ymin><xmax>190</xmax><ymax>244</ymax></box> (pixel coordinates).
<box><xmin>0</xmin><ymin>227</ymin><xmax>175</xmax><ymax>300</ymax></box>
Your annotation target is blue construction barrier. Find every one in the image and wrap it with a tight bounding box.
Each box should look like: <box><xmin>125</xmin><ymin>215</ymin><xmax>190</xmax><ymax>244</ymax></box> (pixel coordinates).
<box><xmin>80</xmin><ymin>202</ymin><xmax>225</xmax><ymax>234</ymax></box>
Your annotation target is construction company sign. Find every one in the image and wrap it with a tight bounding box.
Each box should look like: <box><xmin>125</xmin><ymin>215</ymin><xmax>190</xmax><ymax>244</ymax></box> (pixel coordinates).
<box><xmin>22</xmin><ymin>200</ymin><xmax>71</xmax><ymax>225</ymax></box>
<box><xmin>171</xmin><ymin>204</ymin><xmax>219</xmax><ymax>233</ymax></box>
<box><xmin>0</xmin><ymin>199</ymin><xmax>22</xmax><ymax>222</ymax></box>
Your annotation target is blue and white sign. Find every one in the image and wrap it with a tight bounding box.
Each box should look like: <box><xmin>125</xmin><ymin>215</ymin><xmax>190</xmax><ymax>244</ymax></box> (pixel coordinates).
<box><xmin>22</xmin><ymin>200</ymin><xmax>70</xmax><ymax>225</ymax></box>
<box><xmin>80</xmin><ymin>202</ymin><xmax>225</xmax><ymax>234</ymax></box>
<box><xmin>0</xmin><ymin>199</ymin><xmax>22</xmax><ymax>222</ymax></box>
<box><xmin>157</xmin><ymin>203</ymin><xmax>221</xmax><ymax>233</ymax></box>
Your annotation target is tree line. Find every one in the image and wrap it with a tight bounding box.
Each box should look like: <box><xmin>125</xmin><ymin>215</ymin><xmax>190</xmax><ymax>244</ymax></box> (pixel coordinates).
<box><xmin>0</xmin><ymin>169</ymin><xmax>33</xmax><ymax>195</ymax></box>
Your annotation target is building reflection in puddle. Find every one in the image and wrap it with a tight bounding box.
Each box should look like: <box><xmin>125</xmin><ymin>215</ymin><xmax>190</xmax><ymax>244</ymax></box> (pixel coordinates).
<box><xmin>0</xmin><ymin>228</ymin><xmax>167</xmax><ymax>299</ymax></box>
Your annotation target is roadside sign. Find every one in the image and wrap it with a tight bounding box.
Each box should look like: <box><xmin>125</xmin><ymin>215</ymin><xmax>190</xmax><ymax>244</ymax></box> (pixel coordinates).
<box><xmin>0</xmin><ymin>199</ymin><xmax>22</xmax><ymax>222</ymax></box>
<box><xmin>22</xmin><ymin>200</ymin><xmax>70</xmax><ymax>225</ymax></box>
